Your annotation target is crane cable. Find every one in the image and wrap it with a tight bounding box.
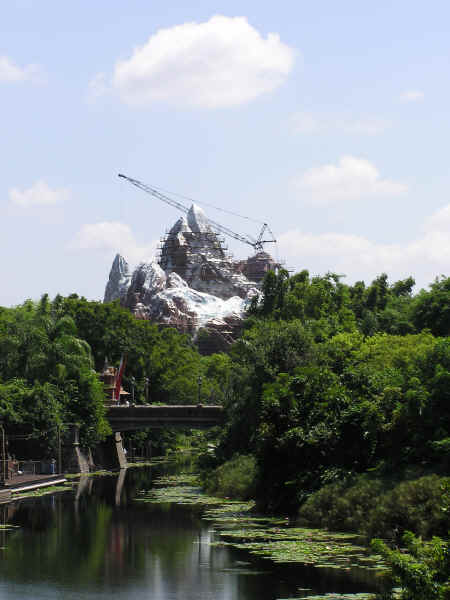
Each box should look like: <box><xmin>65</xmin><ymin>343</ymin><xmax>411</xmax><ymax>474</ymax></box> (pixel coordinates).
<box><xmin>146</xmin><ymin>182</ymin><xmax>266</xmax><ymax>226</ymax></box>
<box><xmin>119</xmin><ymin>173</ymin><xmax>276</xmax><ymax>252</ymax></box>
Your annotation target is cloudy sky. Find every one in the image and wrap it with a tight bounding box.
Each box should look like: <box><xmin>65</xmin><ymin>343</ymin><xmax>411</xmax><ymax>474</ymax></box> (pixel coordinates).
<box><xmin>1</xmin><ymin>1</ymin><xmax>450</xmax><ymax>306</ymax></box>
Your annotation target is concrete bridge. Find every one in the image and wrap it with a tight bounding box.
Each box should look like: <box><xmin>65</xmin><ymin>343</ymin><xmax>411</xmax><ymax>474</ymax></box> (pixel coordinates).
<box><xmin>65</xmin><ymin>405</ymin><xmax>224</xmax><ymax>474</ymax></box>
<box><xmin>106</xmin><ymin>404</ymin><xmax>224</xmax><ymax>432</ymax></box>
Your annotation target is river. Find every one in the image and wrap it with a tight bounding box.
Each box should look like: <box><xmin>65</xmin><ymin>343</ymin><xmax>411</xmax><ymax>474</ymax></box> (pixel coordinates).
<box><xmin>0</xmin><ymin>463</ymin><xmax>379</xmax><ymax>599</ymax></box>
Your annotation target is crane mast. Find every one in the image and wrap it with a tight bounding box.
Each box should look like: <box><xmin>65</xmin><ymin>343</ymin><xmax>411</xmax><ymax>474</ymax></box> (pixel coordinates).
<box><xmin>118</xmin><ymin>173</ymin><xmax>276</xmax><ymax>253</ymax></box>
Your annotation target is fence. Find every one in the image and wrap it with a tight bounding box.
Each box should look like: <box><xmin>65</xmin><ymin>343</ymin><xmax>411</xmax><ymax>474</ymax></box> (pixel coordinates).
<box><xmin>5</xmin><ymin>459</ymin><xmax>58</xmax><ymax>480</ymax></box>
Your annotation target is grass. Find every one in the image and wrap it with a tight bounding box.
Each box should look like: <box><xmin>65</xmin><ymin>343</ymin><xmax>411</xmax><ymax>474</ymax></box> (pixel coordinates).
<box><xmin>12</xmin><ymin>482</ymin><xmax>74</xmax><ymax>499</ymax></box>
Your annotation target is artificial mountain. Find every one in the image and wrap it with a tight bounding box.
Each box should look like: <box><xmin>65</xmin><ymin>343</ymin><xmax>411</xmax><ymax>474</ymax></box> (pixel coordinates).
<box><xmin>104</xmin><ymin>204</ymin><xmax>275</xmax><ymax>351</ymax></box>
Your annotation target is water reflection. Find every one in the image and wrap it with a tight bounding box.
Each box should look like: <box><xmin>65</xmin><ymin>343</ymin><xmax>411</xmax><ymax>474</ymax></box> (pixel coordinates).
<box><xmin>0</xmin><ymin>467</ymin><xmax>376</xmax><ymax>599</ymax></box>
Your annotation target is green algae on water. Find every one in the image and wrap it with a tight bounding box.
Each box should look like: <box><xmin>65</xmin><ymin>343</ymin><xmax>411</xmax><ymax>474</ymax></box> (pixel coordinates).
<box><xmin>151</xmin><ymin>473</ymin><xmax>199</xmax><ymax>486</ymax></box>
<box><xmin>66</xmin><ymin>470</ymin><xmax>115</xmax><ymax>480</ymax></box>
<box><xmin>136</xmin><ymin>473</ymin><xmax>386</xmax><ymax>574</ymax></box>
<box><xmin>135</xmin><ymin>472</ymin><xmax>253</xmax><ymax>508</ymax></box>
<box><xmin>277</xmin><ymin>594</ymin><xmax>376</xmax><ymax>600</ymax></box>
<box><xmin>12</xmin><ymin>482</ymin><xmax>74</xmax><ymax>499</ymax></box>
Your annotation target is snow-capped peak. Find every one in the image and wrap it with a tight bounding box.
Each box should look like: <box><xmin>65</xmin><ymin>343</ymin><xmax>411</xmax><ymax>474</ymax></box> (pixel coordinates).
<box><xmin>187</xmin><ymin>204</ymin><xmax>212</xmax><ymax>233</ymax></box>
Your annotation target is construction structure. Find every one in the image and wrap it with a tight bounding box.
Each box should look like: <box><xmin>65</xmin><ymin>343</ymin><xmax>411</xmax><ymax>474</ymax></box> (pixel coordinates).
<box><xmin>118</xmin><ymin>173</ymin><xmax>280</xmax><ymax>283</ymax></box>
<box><xmin>103</xmin><ymin>174</ymin><xmax>286</xmax><ymax>355</ymax></box>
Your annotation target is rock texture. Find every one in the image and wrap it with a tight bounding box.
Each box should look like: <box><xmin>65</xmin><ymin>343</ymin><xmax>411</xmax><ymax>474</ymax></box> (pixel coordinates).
<box><xmin>159</xmin><ymin>205</ymin><xmax>255</xmax><ymax>300</ymax></box>
<box><xmin>104</xmin><ymin>254</ymin><xmax>131</xmax><ymax>303</ymax></box>
<box><xmin>103</xmin><ymin>204</ymin><xmax>271</xmax><ymax>349</ymax></box>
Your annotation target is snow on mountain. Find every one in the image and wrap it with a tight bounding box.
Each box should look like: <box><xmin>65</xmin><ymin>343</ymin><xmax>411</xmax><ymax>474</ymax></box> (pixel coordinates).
<box><xmin>103</xmin><ymin>203</ymin><xmax>268</xmax><ymax>349</ymax></box>
<box><xmin>104</xmin><ymin>254</ymin><xmax>131</xmax><ymax>303</ymax></box>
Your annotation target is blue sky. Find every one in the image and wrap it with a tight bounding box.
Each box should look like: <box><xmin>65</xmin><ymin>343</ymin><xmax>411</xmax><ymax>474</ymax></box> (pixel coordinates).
<box><xmin>1</xmin><ymin>1</ymin><xmax>449</xmax><ymax>305</ymax></box>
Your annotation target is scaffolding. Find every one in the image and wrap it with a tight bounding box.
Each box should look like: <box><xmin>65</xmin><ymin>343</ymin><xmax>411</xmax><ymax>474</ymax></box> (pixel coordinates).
<box><xmin>236</xmin><ymin>251</ymin><xmax>281</xmax><ymax>283</ymax></box>
<box><xmin>157</xmin><ymin>229</ymin><xmax>236</xmax><ymax>281</ymax></box>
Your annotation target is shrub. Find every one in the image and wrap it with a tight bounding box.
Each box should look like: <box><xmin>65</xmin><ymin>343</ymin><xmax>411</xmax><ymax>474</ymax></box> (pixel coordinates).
<box><xmin>372</xmin><ymin>532</ymin><xmax>450</xmax><ymax>600</ymax></box>
<box><xmin>298</xmin><ymin>475</ymin><xmax>384</xmax><ymax>532</ymax></box>
<box><xmin>298</xmin><ymin>474</ymin><xmax>450</xmax><ymax>541</ymax></box>
<box><xmin>366</xmin><ymin>475</ymin><xmax>450</xmax><ymax>541</ymax></box>
<box><xmin>203</xmin><ymin>454</ymin><xmax>258</xmax><ymax>500</ymax></box>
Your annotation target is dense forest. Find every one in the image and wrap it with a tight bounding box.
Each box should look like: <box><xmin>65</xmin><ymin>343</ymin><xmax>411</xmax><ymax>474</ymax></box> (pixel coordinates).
<box><xmin>201</xmin><ymin>270</ymin><xmax>450</xmax><ymax>599</ymax></box>
<box><xmin>208</xmin><ymin>270</ymin><xmax>450</xmax><ymax>516</ymax></box>
<box><xmin>0</xmin><ymin>293</ymin><xmax>228</xmax><ymax>456</ymax></box>
<box><xmin>1</xmin><ymin>270</ymin><xmax>449</xmax><ymax>597</ymax></box>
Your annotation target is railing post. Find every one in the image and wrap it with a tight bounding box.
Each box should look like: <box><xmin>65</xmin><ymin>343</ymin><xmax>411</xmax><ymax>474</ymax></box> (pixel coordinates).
<box><xmin>0</xmin><ymin>423</ymin><xmax>6</xmax><ymax>487</ymax></box>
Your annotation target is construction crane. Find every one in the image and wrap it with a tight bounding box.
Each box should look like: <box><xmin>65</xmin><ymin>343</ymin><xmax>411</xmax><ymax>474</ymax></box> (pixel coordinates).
<box><xmin>118</xmin><ymin>173</ymin><xmax>276</xmax><ymax>253</ymax></box>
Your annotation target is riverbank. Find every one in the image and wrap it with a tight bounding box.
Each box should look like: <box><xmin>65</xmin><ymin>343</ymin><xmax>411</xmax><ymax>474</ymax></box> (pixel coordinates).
<box><xmin>199</xmin><ymin>454</ymin><xmax>450</xmax><ymax>599</ymax></box>
<box><xmin>136</xmin><ymin>471</ymin><xmax>385</xmax><ymax>599</ymax></box>
<box><xmin>200</xmin><ymin>453</ymin><xmax>450</xmax><ymax>540</ymax></box>
<box><xmin>0</xmin><ymin>462</ymin><xmax>378</xmax><ymax>600</ymax></box>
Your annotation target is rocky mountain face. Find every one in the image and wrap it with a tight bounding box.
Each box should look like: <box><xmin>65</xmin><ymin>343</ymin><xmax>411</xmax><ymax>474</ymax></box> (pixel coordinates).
<box><xmin>104</xmin><ymin>254</ymin><xmax>131</xmax><ymax>303</ymax></box>
<box><xmin>103</xmin><ymin>204</ymin><xmax>267</xmax><ymax>351</ymax></box>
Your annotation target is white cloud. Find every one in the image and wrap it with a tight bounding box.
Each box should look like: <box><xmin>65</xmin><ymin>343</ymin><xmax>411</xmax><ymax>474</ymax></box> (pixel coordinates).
<box><xmin>400</xmin><ymin>90</ymin><xmax>424</xmax><ymax>102</ymax></box>
<box><xmin>70</xmin><ymin>221</ymin><xmax>157</xmax><ymax>265</ymax></box>
<box><xmin>291</xmin><ymin>112</ymin><xmax>389</xmax><ymax>135</ymax></box>
<box><xmin>0</xmin><ymin>56</ymin><xmax>45</xmax><ymax>84</ymax></box>
<box><xmin>110</xmin><ymin>15</ymin><xmax>295</xmax><ymax>108</ymax></box>
<box><xmin>9</xmin><ymin>180</ymin><xmax>69</xmax><ymax>208</ymax></box>
<box><xmin>277</xmin><ymin>202</ymin><xmax>450</xmax><ymax>288</ymax></box>
<box><xmin>423</xmin><ymin>204</ymin><xmax>450</xmax><ymax>233</ymax></box>
<box><xmin>293</xmin><ymin>156</ymin><xmax>408</xmax><ymax>204</ymax></box>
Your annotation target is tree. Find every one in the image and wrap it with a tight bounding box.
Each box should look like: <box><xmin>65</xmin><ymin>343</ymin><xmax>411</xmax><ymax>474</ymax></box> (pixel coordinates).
<box><xmin>413</xmin><ymin>277</ymin><xmax>450</xmax><ymax>336</ymax></box>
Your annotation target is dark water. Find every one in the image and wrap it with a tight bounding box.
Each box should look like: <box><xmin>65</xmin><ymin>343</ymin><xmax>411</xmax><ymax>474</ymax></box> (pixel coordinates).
<box><xmin>0</xmin><ymin>465</ymin><xmax>378</xmax><ymax>599</ymax></box>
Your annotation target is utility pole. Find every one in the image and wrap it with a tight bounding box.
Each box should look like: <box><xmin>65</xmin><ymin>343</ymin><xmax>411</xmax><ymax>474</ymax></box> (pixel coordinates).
<box><xmin>0</xmin><ymin>422</ymin><xmax>6</xmax><ymax>486</ymax></box>
<box><xmin>131</xmin><ymin>376</ymin><xmax>136</xmax><ymax>405</ymax></box>
<box><xmin>57</xmin><ymin>424</ymin><xmax>62</xmax><ymax>475</ymax></box>
<box><xmin>144</xmin><ymin>377</ymin><xmax>149</xmax><ymax>404</ymax></box>
<box><xmin>197</xmin><ymin>376</ymin><xmax>203</xmax><ymax>404</ymax></box>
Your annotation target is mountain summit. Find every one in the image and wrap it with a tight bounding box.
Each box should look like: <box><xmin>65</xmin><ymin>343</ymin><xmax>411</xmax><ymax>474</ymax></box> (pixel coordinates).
<box><xmin>103</xmin><ymin>205</ymin><xmax>276</xmax><ymax>350</ymax></box>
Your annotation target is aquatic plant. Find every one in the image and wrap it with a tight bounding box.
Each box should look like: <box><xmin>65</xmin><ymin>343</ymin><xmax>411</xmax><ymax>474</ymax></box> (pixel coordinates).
<box><xmin>136</xmin><ymin>473</ymin><xmax>386</xmax><ymax>575</ymax></box>
<box><xmin>12</xmin><ymin>482</ymin><xmax>73</xmax><ymax>499</ymax></box>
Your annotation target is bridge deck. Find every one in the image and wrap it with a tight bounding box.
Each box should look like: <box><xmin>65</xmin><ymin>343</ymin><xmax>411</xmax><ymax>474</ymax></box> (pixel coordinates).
<box><xmin>106</xmin><ymin>404</ymin><xmax>224</xmax><ymax>432</ymax></box>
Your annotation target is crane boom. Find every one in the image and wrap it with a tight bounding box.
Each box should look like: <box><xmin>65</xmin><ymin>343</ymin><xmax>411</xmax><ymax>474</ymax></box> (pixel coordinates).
<box><xmin>118</xmin><ymin>173</ymin><xmax>189</xmax><ymax>216</ymax></box>
<box><xmin>118</xmin><ymin>173</ymin><xmax>276</xmax><ymax>252</ymax></box>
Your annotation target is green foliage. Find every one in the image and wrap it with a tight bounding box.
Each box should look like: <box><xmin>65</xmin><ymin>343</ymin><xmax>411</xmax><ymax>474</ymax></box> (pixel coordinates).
<box><xmin>372</xmin><ymin>532</ymin><xmax>450</xmax><ymax>600</ymax></box>
<box><xmin>413</xmin><ymin>277</ymin><xmax>450</xmax><ymax>336</ymax></box>
<box><xmin>366</xmin><ymin>476</ymin><xmax>450</xmax><ymax>541</ymax></box>
<box><xmin>248</xmin><ymin>269</ymin><xmax>420</xmax><ymax>338</ymax></box>
<box><xmin>217</xmin><ymin>319</ymin><xmax>315</xmax><ymax>461</ymax></box>
<box><xmin>298</xmin><ymin>475</ymin><xmax>450</xmax><ymax>542</ymax></box>
<box><xmin>0</xmin><ymin>299</ymin><xmax>109</xmax><ymax>453</ymax></box>
<box><xmin>59</xmin><ymin>295</ymin><xmax>204</xmax><ymax>405</ymax></box>
<box><xmin>298</xmin><ymin>475</ymin><xmax>384</xmax><ymax>533</ymax></box>
<box><xmin>203</xmin><ymin>454</ymin><xmax>258</xmax><ymax>500</ymax></box>
<box><xmin>0</xmin><ymin>293</ymin><xmax>214</xmax><ymax>457</ymax></box>
<box><xmin>211</xmin><ymin>267</ymin><xmax>450</xmax><ymax>529</ymax></box>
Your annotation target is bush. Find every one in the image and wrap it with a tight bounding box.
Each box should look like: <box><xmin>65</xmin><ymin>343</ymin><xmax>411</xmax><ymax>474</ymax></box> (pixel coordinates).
<box><xmin>372</xmin><ymin>532</ymin><xmax>450</xmax><ymax>600</ymax></box>
<box><xmin>366</xmin><ymin>475</ymin><xmax>450</xmax><ymax>541</ymax></box>
<box><xmin>298</xmin><ymin>475</ymin><xmax>384</xmax><ymax>532</ymax></box>
<box><xmin>203</xmin><ymin>454</ymin><xmax>258</xmax><ymax>500</ymax></box>
<box><xmin>298</xmin><ymin>474</ymin><xmax>450</xmax><ymax>541</ymax></box>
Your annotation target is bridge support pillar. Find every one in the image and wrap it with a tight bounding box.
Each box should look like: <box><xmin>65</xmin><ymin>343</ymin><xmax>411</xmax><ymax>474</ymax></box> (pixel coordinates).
<box><xmin>94</xmin><ymin>432</ymin><xmax>127</xmax><ymax>471</ymax></box>
<box><xmin>62</xmin><ymin>425</ymin><xmax>94</xmax><ymax>474</ymax></box>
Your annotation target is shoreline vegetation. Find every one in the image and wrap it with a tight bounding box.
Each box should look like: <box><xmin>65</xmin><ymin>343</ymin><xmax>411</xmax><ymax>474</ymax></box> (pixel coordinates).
<box><xmin>195</xmin><ymin>270</ymin><xmax>450</xmax><ymax>599</ymax></box>
<box><xmin>136</xmin><ymin>471</ymin><xmax>385</xmax><ymax>600</ymax></box>
<box><xmin>1</xmin><ymin>269</ymin><xmax>450</xmax><ymax>597</ymax></box>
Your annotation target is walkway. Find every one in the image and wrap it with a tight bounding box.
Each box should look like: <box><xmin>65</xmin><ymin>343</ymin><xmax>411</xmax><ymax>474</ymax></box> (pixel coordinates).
<box><xmin>107</xmin><ymin>404</ymin><xmax>224</xmax><ymax>432</ymax></box>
